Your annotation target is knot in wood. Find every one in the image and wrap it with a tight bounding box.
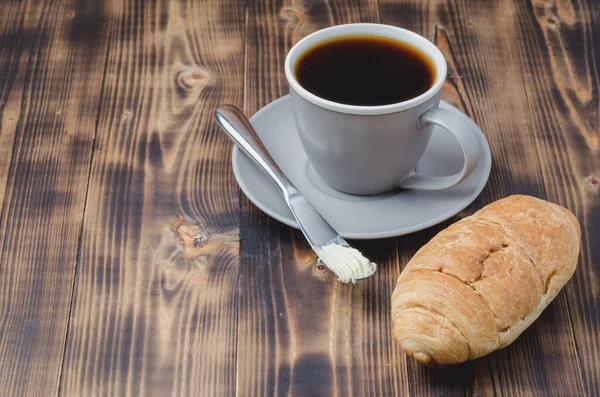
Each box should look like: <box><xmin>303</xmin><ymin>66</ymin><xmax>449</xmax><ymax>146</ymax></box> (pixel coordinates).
<box><xmin>193</xmin><ymin>234</ymin><xmax>208</xmax><ymax>247</ymax></box>
<box><xmin>534</xmin><ymin>0</ymin><xmax>554</xmax><ymax>10</ymax></box>
<box><xmin>177</xmin><ymin>69</ymin><xmax>212</xmax><ymax>90</ymax></box>
<box><xmin>280</xmin><ymin>5</ymin><xmax>306</xmax><ymax>29</ymax></box>
<box><xmin>312</xmin><ymin>260</ymin><xmax>332</xmax><ymax>281</ymax></box>
<box><xmin>586</xmin><ymin>175</ymin><xmax>599</xmax><ymax>192</ymax></box>
<box><xmin>546</xmin><ymin>16</ymin><xmax>559</xmax><ymax>28</ymax></box>
<box><xmin>280</xmin><ymin>6</ymin><xmax>300</xmax><ymax>20</ymax></box>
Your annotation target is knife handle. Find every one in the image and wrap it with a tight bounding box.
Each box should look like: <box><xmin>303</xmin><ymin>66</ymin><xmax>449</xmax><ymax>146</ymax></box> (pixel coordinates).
<box><xmin>215</xmin><ymin>105</ymin><xmax>294</xmax><ymax>198</ymax></box>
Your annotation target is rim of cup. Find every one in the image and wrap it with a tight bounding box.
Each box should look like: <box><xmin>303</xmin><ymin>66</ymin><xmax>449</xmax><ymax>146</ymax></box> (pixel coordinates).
<box><xmin>284</xmin><ymin>23</ymin><xmax>448</xmax><ymax>116</ymax></box>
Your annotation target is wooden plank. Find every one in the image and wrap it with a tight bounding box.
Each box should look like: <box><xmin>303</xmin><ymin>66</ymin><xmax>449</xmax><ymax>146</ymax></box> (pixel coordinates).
<box><xmin>515</xmin><ymin>0</ymin><xmax>600</xmax><ymax>394</ymax></box>
<box><xmin>381</xmin><ymin>3</ymin><xmax>478</xmax><ymax>396</ymax></box>
<box><xmin>59</xmin><ymin>0</ymin><xmax>245</xmax><ymax>395</ymax></box>
<box><xmin>238</xmin><ymin>1</ymin><xmax>413</xmax><ymax>396</ymax></box>
<box><xmin>0</xmin><ymin>0</ymin><xmax>111</xmax><ymax>395</ymax></box>
<box><xmin>0</xmin><ymin>0</ymin><xmax>32</xmax><ymax>210</ymax></box>
<box><xmin>381</xmin><ymin>0</ymin><xmax>589</xmax><ymax>396</ymax></box>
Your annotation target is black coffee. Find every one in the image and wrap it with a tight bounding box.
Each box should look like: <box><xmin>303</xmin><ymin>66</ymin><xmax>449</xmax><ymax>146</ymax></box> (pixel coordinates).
<box><xmin>295</xmin><ymin>35</ymin><xmax>435</xmax><ymax>106</ymax></box>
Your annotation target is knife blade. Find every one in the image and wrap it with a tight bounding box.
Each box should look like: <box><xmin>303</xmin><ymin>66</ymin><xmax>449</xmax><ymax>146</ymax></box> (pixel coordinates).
<box><xmin>215</xmin><ymin>104</ymin><xmax>376</xmax><ymax>283</ymax></box>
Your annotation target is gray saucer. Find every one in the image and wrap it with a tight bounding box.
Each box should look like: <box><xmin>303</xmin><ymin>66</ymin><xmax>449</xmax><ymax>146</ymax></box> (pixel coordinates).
<box><xmin>232</xmin><ymin>96</ymin><xmax>491</xmax><ymax>239</ymax></box>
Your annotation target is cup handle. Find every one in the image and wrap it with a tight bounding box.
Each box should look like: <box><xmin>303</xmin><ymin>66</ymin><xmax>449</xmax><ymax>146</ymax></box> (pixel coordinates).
<box><xmin>398</xmin><ymin>107</ymin><xmax>480</xmax><ymax>190</ymax></box>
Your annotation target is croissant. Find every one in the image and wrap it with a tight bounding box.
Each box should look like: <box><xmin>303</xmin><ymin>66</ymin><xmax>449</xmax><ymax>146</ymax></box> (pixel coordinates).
<box><xmin>391</xmin><ymin>195</ymin><xmax>580</xmax><ymax>365</ymax></box>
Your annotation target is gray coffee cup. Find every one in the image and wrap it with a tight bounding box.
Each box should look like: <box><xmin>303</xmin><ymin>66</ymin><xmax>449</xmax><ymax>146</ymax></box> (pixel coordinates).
<box><xmin>285</xmin><ymin>24</ymin><xmax>480</xmax><ymax>195</ymax></box>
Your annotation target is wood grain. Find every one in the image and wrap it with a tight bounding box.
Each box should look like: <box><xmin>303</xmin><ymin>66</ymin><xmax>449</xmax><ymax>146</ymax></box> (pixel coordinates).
<box><xmin>59</xmin><ymin>0</ymin><xmax>244</xmax><ymax>395</ymax></box>
<box><xmin>0</xmin><ymin>0</ymin><xmax>597</xmax><ymax>395</ymax></box>
<box><xmin>0</xmin><ymin>0</ymin><xmax>31</xmax><ymax>211</ymax></box>
<box><xmin>520</xmin><ymin>0</ymin><xmax>600</xmax><ymax>394</ymax></box>
<box><xmin>0</xmin><ymin>0</ymin><xmax>110</xmax><ymax>395</ymax></box>
<box><xmin>238</xmin><ymin>0</ymin><xmax>598</xmax><ymax>396</ymax></box>
<box><xmin>381</xmin><ymin>0</ymin><xmax>593</xmax><ymax>396</ymax></box>
<box><xmin>237</xmin><ymin>1</ymin><xmax>412</xmax><ymax>396</ymax></box>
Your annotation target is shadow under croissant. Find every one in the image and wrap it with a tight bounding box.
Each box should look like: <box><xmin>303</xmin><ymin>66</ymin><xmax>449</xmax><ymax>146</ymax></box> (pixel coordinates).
<box><xmin>406</xmin><ymin>290</ymin><xmax>573</xmax><ymax>392</ymax></box>
<box><xmin>414</xmin><ymin>360</ymin><xmax>477</xmax><ymax>386</ymax></box>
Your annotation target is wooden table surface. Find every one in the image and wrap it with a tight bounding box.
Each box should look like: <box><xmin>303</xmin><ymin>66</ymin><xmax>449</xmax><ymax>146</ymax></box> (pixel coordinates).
<box><xmin>0</xmin><ymin>0</ymin><xmax>598</xmax><ymax>395</ymax></box>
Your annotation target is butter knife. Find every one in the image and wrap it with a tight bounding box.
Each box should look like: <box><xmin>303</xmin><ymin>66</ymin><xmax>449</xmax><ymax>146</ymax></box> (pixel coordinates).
<box><xmin>215</xmin><ymin>105</ymin><xmax>376</xmax><ymax>283</ymax></box>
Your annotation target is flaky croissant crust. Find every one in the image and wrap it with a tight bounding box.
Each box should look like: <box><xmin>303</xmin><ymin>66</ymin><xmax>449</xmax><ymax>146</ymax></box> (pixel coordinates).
<box><xmin>392</xmin><ymin>195</ymin><xmax>581</xmax><ymax>366</ymax></box>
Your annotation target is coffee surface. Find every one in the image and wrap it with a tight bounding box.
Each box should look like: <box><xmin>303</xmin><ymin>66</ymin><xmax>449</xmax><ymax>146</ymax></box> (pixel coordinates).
<box><xmin>295</xmin><ymin>35</ymin><xmax>435</xmax><ymax>106</ymax></box>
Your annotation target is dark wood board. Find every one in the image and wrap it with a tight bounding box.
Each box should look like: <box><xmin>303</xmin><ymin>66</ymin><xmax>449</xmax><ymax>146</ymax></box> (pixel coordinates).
<box><xmin>59</xmin><ymin>0</ymin><xmax>245</xmax><ymax>395</ymax></box>
<box><xmin>0</xmin><ymin>0</ymin><xmax>110</xmax><ymax>395</ymax></box>
<box><xmin>0</xmin><ymin>0</ymin><xmax>597</xmax><ymax>395</ymax></box>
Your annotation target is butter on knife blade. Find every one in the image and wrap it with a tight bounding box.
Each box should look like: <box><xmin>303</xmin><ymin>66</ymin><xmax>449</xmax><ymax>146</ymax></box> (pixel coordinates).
<box><xmin>316</xmin><ymin>242</ymin><xmax>377</xmax><ymax>283</ymax></box>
